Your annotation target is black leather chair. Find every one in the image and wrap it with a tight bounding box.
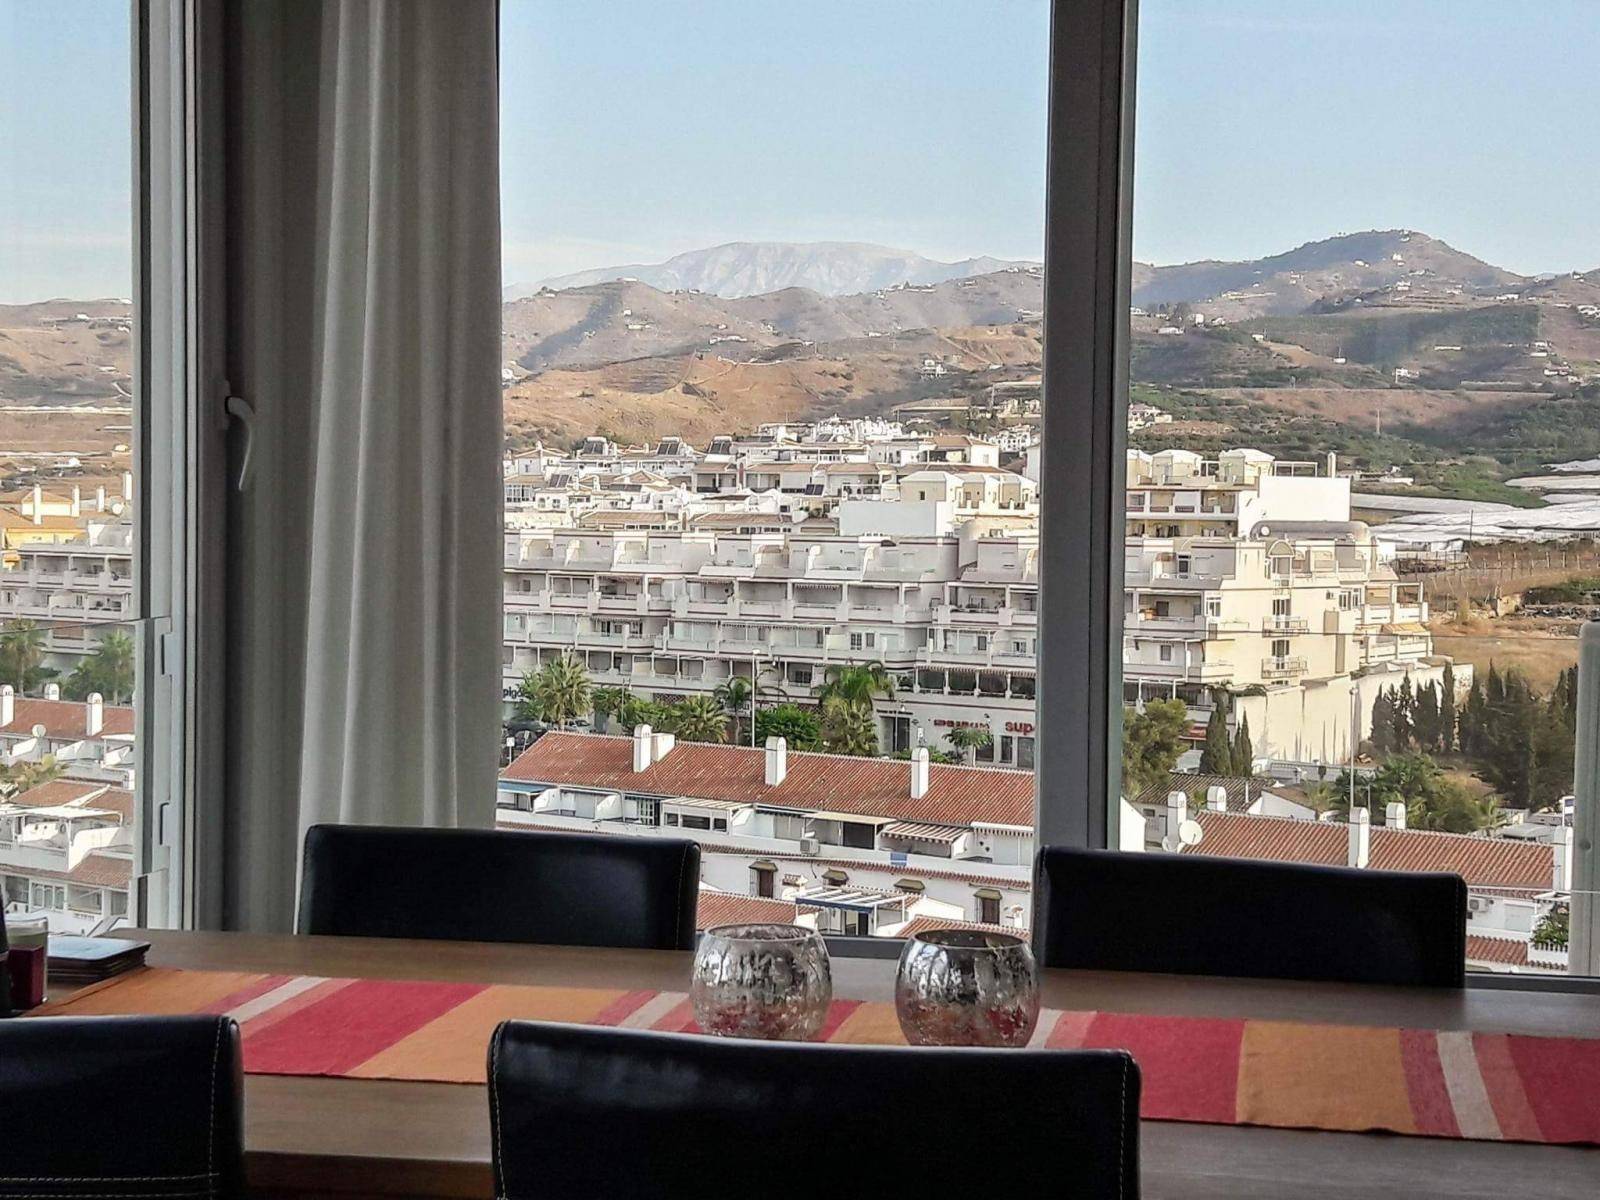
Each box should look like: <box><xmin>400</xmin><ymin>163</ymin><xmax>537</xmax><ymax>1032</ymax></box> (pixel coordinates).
<box><xmin>0</xmin><ymin>1015</ymin><xmax>243</xmax><ymax>1198</ymax></box>
<box><xmin>488</xmin><ymin>1021</ymin><xmax>1140</xmax><ymax>1199</ymax></box>
<box><xmin>298</xmin><ymin>824</ymin><xmax>700</xmax><ymax>950</ymax></box>
<box><xmin>1035</xmin><ymin>846</ymin><xmax>1467</xmax><ymax>986</ymax></box>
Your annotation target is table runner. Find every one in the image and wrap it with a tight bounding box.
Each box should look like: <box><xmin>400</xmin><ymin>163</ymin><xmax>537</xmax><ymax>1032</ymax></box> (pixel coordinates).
<box><xmin>37</xmin><ymin>967</ymin><xmax>1600</xmax><ymax>1147</ymax></box>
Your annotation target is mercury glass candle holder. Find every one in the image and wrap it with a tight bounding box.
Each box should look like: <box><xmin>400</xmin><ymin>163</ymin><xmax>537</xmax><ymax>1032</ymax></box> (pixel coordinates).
<box><xmin>691</xmin><ymin>923</ymin><xmax>832</xmax><ymax>1040</ymax></box>
<box><xmin>895</xmin><ymin>928</ymin><xmax>1040</xmax><ymax>1047</ymax></box>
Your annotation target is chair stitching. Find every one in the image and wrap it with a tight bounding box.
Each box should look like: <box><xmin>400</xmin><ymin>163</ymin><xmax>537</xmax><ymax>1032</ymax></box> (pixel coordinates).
<box><xmin>1118</xmin><ymin>1054</ymin><xmax>1128</xmax><ymax>1200</ymax></box>
<box><xmin>674</xmin><ymin>844</ymin><xmax>689</xmax><ymax>947</ymax></box>
<box><xmin>489</xmin><ymin>1025</ymin><xmax>507</xmax><ymax>1198</ymax></box>
<box><xmin>207</xmin><ymin>1017</ymin><xmax>223</xmax><ymax>1195</ymax></box>
<box><xmin>0</xmin><ymin>1177</ymin><xmax>216</xmax><ymax>1185</ymax></box>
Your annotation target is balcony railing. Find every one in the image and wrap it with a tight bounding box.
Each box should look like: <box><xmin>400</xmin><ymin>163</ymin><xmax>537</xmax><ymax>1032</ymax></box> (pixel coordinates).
<box><xmin>1263</xmin><ymin>617</ymin><xmax>1310</xmax><ymax>633</ymax></box>
<box><xmin>1261</xmin><ymin>655</ymin><xmax>1308</xmax><ymax>679</ymax></box>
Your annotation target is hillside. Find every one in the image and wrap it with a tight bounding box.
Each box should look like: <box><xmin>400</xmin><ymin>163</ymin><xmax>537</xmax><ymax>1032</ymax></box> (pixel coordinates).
<box><xmin>519</xmin><ymin>240</ymin><xmax>1037</xmax><ymax>299</ymax></box>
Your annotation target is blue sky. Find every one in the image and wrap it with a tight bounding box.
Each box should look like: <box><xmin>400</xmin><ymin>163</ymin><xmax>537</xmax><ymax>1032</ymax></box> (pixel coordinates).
<box><xmin>3</xmin><ymin>1</ymin><xmax>1598</xmax><ymax>301</ymax></box>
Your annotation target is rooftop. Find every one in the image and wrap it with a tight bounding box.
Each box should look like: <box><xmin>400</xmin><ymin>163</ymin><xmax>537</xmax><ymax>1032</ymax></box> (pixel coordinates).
<box><xmin>503</xmin><ymin>732</ymin><xmax>1035</xmax><ymax>828</ymax></box>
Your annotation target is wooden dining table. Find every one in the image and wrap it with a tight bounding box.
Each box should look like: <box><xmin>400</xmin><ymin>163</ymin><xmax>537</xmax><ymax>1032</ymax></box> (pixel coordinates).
<box><xmin>59</xmin><ymin>929</ymin><xmax>1600</xmax><ymax>1200</ymax></box>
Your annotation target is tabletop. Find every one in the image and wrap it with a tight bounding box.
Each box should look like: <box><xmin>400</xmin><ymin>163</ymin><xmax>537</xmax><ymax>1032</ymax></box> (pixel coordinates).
<box><xmin>66</xmin><ymin>929</ymin><xmax>1600</xmax><ymax>1200</ymax></box>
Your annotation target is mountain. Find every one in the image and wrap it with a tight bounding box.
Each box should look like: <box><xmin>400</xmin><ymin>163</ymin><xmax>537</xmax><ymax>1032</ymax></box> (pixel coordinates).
<box><xmin>516</xmin><ymin>241</ymin><xmax>1038</xmax><ymax>299</ymax></box>
<box><xmin>1131</xmin><ymin>231</ymin><xmax>1525</xmax><ymax>318</ymax></box>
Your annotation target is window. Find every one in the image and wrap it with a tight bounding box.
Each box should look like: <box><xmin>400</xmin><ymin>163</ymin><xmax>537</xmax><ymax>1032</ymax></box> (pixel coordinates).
<box><xmin>751</xmin><ymin>862</ymin><xmax>776</xmax><ymax>899</ymax></box>
<box><xmin>1111</xmin><ymin>0</ymin><xmax>1597</xmax><ymax>980</ymax></box>
<box><xmin>0</xmin><ymin>4</ymin><xmax>165</xmax><ymax>933</ymax></box>
<box><xmin>975</xmin><ymin>888</ymin><xmax>1002</xmax><ymax>925</ymax></box>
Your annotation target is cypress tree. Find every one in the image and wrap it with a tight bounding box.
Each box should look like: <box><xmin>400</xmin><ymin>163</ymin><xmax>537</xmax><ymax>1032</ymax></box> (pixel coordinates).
<box><xmin>1440</xmin><ymin>662</ymin><xmax>1456</xmax><ymax>754</ymax></box>
<box><xmin>1198</xmin><ymin>703</ymin><xmax>1232</xmax><ymax>775</ymax></box>
<box><xmin>1415</xmin><ymin>682</ymin><xmax>1440</xmax><ymax>752</ymax></box>
<box><xmin>1370</xmin><ymin>688</ymin><xmax>1395</xmax><ymax>755</ymax></box>
<box><xmin>1393</xmin><ymin>677</ymin><xmax>1415</xmax><ymax>748</ymax></box>
<box><xmin>1232</xmin><ymin>713</ymin><xmax>1254</xmax><ymax>776</ymax></box>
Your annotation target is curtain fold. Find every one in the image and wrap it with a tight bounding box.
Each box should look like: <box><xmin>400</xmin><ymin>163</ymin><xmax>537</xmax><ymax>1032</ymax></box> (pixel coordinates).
<box><xmin>223</xmin><ymin>0</ymin><xmax>502</xmax><ymax>931</ymax></box>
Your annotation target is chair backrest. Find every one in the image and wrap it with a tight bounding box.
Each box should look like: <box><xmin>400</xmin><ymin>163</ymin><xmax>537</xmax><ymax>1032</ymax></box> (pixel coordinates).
<box><xmin>298</xmin><ymin>824</ymin><xmax>700</xmax><ymax>950</ymax></box>
<box><xmin>488</xmin><ymin>1021</ymin><xmax>1140</xmax><ymax>1200</ymax></box>
<box><xmin>1036</xmin><ymin>846</ymin><xmax>1466</xmax><ymax>986</ymax></box>
<box><xmin>0</xmin><ymin>1015</ymin><xmax>242</xmax><ymax>1199</ymax></box>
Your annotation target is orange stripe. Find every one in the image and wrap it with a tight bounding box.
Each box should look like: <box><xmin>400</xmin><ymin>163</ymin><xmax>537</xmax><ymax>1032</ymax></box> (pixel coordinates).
<box><xmin>827</xmin><ymin>1002</ymin><xmax>907</xmax><ymax>1044</ymax></box>
<box><xmin>37</xmin><ymin>967</ymin><xmax>266</xmax><ymax>1017</ymax></box>
<box><xmin>1238</xmin><ymin>1022</ymin><xmax>1416</xmax><ymax>1135</ymax></box>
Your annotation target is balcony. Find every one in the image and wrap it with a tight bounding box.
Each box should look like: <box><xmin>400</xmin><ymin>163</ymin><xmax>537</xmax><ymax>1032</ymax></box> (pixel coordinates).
<box><xmin>1263</xmin><ymin>617</ymin><xmax>1310</xmax><ymax>633</ymax></box>
<box><xmin>1261</xmin><ymin>655</ymin><xmax>1308</xmax><ymax>679</ymax></box>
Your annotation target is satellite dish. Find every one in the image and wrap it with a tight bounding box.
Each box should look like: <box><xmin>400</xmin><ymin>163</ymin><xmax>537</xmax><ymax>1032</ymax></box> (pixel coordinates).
<box><xmin>1176</xmin><ymin>820</ymin><xmax>1204</xmax><ymax>847</ymax></box>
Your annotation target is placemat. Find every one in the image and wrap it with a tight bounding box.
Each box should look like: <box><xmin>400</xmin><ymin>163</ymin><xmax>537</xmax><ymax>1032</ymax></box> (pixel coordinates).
<box><xmin>35</xmin><ymin>967</ymin><xmax>1600</xmax><ymax>1146</ymax></box>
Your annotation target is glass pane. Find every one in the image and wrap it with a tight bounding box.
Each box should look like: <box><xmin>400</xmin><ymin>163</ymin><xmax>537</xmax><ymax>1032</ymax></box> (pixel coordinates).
<box><xmin>2</xmin><ymin>3</ymin><xmax>143</xmax><ymax>934</ymax></box>
<box><xmin>496</xmin><ymin>1</ymin><xmax>1048</xmax><ymax>941</ymax></box>
<box><xmin>1121</xmin><ymin>0</ymin><xmax>1597</xmax><ymax>977</ymax></box>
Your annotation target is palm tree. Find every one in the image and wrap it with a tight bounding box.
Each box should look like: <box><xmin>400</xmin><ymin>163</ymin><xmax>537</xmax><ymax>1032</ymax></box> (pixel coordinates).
<box><xmin>944</xmin><ymin>726</ymin><xmax>993</xmax><ymax>766</ymax></box>
<box><xmin>66</xmin><ymin>628</ymin><xmax>136</xmax><ymax>704</ymax></box>
<box><xmin>522</xmin><ymin>653</ymin><xmax>591</xmax><ymax>727</ymax></box>
<box><xmin>713</xmin><ymin>677</ymin><xmax>753</xmax><ymax>744</ymax></box>
<box><xmin>591</xmin><ymin>687</ymin><xmax>629</xmax><ymax>733</ymax></box>
<box><xmin>670</xmin><ymin>695</ymin><xmax>728</xmax><ymax>744</ymax></box>
<box><xmin>816</xmin><ymin>661</ymin><xmax>896</xmax><ymax>708</ymax></box>
<box><xmin>820</xmin><ymin>694</ymin><xmax>880</xmax><ymax>757</ymax></box>
<box><xmin>0</xmin><ymin>620</ymin><xmax>49</xmax><ymax>693</ymax></box>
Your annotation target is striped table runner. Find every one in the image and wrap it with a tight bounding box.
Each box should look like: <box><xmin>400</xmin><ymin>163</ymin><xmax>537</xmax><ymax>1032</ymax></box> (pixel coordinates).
<box><xmin>37</xmin><ymin>967</ymin><xmax>1600</xmax><ymax>1146</ymax></box>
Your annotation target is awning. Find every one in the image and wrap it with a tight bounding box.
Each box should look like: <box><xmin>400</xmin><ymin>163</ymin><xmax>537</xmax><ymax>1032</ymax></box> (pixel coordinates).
<box><xmin>880</xmin><ymin>821</ymin><xmax>968</xmax><ymax>843</ymax></box>
<box><xmin>1380</xmin><ymin>622</ymin><xmax>1430</xmax><ymax>635</ymax></box>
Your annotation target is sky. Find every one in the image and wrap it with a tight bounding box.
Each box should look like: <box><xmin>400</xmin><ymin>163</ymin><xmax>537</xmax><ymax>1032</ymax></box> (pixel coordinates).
<box><xmin>3</xmin><ymin>1</ymin><xmax>1598</xmax><ymax>302</ymax></box>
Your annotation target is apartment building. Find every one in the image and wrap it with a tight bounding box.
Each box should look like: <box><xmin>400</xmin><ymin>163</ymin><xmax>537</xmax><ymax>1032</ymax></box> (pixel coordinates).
<box><xmin>0</xmin><ymin>687</ymin><xmax>136</xmax><ymax>934</ymax></box>
<box><xmin>1123</xmin><ymin>447</ymin><xmax>1461</xmax><ymax>768</ymax></box>
<box><xmin>503</xmin><ymin>474</ymin><xmax>1044</xmax><ymax>765</ymax></box>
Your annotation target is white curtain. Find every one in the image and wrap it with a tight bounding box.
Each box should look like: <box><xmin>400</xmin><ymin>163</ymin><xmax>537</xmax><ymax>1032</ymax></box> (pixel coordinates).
<box><xmin>224</xmin><ymin>0</ymin><xmax>502</xmax><ymax>930</ymax></box>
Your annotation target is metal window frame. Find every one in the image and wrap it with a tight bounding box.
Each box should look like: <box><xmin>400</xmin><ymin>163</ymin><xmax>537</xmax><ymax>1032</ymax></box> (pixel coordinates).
<box><xmin>134</xmin><ymin>0</ymin><xmax>228</xmax><ymax>930</ymax></box>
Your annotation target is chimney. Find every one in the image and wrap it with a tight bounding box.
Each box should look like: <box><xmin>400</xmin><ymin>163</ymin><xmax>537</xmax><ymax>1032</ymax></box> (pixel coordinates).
<box><xmin>96</xmin><ymin>484</ymin><xmax>107</xmax><ymax>512</ymax></box>
<box><xmin>1551</xmin><ymin>826</ymin><xmax>1573</xmax><ymax>892</ymax></box>
<box><xmin>122</xmin><ymin>470</ymin><xmax>133</xmax><ymax>501</ymax></box>
<box><xmin>632</xmin><ymin>724</ymin><xmax>654</xmax><ymax>772</ymax></box>
<box><xmin>1385</xmin><ymin>801</ymin><xmax>1407</xmax><ymax>830</ymax></box>
<box><xmin>910</xmin><ymin>746</ymin><xmax>930</xmax><ymax>800</ymax></box>
<box><xmin>651</xmin><ymin>730</ymin><xmax>676</xmax><ymax>762</ymax></box>
<box><xmin>1326</xmin><ymin>450</ymin><xmax>1338</xmax><ymax>478</ymax></box>
<box><xmin>764</xmin><ymin>736</ymin><xmax>788</xmax><ymax>787</ymax></box>
<box><xmin>31</xmin><ymin>484</ymin><xmax>43</xmax><ymax>525</ymax></box>
<box><xmin>44</xmin><ymin>682</ymin><xmax>60</xmax><ymax>701</ymax></box>
<box><xmin>86</xmin><ymin>692</ymin><xmax>104</xmax><ymax>737</ymax></box>
<box><xmin>1206</xmin><ymin>785</ymin><xmax>1228</xmax><ymax>813</ymax></box>
<box><xmin>71</xmin><ymin>486</ymin><xmax>81</xmax><ymax>516</ymax></box>
<box><xmin>0</xmin><ymin>684</ymin><xmax>13</xmax><ymax>725</ymax></box>
<box><xmin>1347</xmin><ymin>807</ymin><xmax>1371</xmax><ymax>868</ymax></box>
<box><xmin>1166</xmin><ymin>792</ymin><xmax>1186</xmax><ymax>845</ymax></box>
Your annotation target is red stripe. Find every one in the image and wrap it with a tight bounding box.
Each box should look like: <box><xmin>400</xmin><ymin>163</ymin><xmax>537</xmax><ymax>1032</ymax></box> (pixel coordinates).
<box><xmin>1504</xmin><ymin>1035</ymin><xmax>1600</xmax><ymax>1145</ymax></box>
<box><xmin>1083</xmin><ymin>1012</ymin><xmax>1244</xmax><ymax>1123</ymax></box>
<box><xmin>649</xmin><ymin>997</ymin><xmax>698</xmax><ymax>1033</ymax></box>
<box><xmin>243</xmin><ymin>979</ymin><xmax>486</xmax><ymax>1076</ymax></box>
<box><xmin>196</xmin><ymin>974</ymin><xmax>294</xmax><ymax>1016</ymax></box>
<box><xmin>815</xmin><ymin>999</ymin><xmax>862</xmax><ymax>1041</ymax></box>
<box><xmin>1398</xmin><ymin>1028</ymin><xmax>1459</xmax><ymax>1137</ymax></box>
<box><xmin>591</xmin><ymin>989</ymin><xmax>657</xmax><ymax>1027</ymax></box>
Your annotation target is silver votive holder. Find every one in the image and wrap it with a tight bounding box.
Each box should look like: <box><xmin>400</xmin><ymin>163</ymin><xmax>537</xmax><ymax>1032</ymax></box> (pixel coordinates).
<box><xmin>691</xmin><ymin>923</ymin><xmax>833</xmax><ymax>1040</ymax></box>
<box><xmin>895</xmin><ymin>928</ymin><xmax>1040</xmax><ymax>1047</ymax></box>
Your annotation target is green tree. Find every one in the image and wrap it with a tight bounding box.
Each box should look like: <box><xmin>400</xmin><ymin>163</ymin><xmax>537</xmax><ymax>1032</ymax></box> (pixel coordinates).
<box><xmin>1370</xmin><ymin>688</ymin><xmax>1396</xmax><ymax>756</ymax></box>
<box><xmin>820</xmin><ymin>693</ymin><xmax>880</xmax><ymax>757</ymax></box>
<box><xmin>815</xmin><ymin>661</ymin><xmax>896</xmax><ymax>708</ymax></box>
<box><xmin>754</xmin><ymin>703</ymin><xmax>822</xmax><ymax>751</ymax></box>
<box><xmin>1120</xmin><ymin>699</ymin><xmax>1189</xmax><ymax>796</ymax></box>
<box><xmin>1414</xmin><ymin>682</ymin><xmax>1441</xmax><ymax>753</ymax></box>
<box><xmin>669</xmin><ymin>695</ymin><xmax>728</xmax><ymax>744</ymax></box>
<box><xmin>1439</xmin><ymin>662</ymin><xmax>1457</xmax><ymax>754</ymax></box>
<box><xmin>1231</xmin><ymin>713</ymin><xmax>1254</xmax><ymax>776</ymax></box>
<box><xmin>944</xmin><ymin>726</ymin><xmax>993</xmax><ymax>766</ymax></box>
<box><xmin>0</xmin><ymin>754</ymin><xmax>64</xmax><ymax>798</ymax></box>
<box><xmin>0</xmin><ymin>620</ymin><xmax>52</xmax><ymax>694</ymax></box>
<box><xmin>1197</xmin><ymin>702</ymin><xmax>1232</xmax><ymax>775</ymax></box>
<box><xmin>1391</xmin><ymin>676</ymin><xmax>1415</xmax><ymax>748</ymax></box>
<box><xmin>590</xmin><ymin>687</ymin><xmax>629</xmax><ymax>733</ymax></box>
<box><xmin>1533</xmin><ymin>908</ymin><xmax>1569</xmax><ymax>950</ymax></box>
<box><xmin>713</xmin><ymin>677</ymin><xmax>753</xmax><ymax>745</ymax></box>
<box><xmin>516</xmin><ymin>653</ymin><xmax>591</xmax><ymax>727</ymax></box>
<box><xmin>64</xmin><ymin>629</ymin><xmax>137</xmax><ymax>704</ymax></box>
<box><xmin>1334</xmin><ymin>752</ymin><xmax>1500</xmax><ymax>833</ymax></box>
<box><xmin>615</xmin><ymin>693</ymin><xmax>669</xmax><ymax>734</ymax></box>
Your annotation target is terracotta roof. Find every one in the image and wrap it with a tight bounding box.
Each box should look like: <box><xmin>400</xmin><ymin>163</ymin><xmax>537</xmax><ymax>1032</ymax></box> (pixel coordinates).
<box><xmin>5</xmin><ymin>780</ymin><xmax>132</xmax><ymax>821</ymax></box>
<box><xmin>695</xmin><ymin>892</ymin><xmax>813</xmax><ymax>929</ymax></box>
<box><xmin>503</xmin><ymin>732</ymin><xmax>1035</xmax><ymax>827</ymax></box>
<box><xmin>1132</xmin><ymin>773</ymin><xmax>1276</xmax><ymax>814</ymax></box>
<box><xmin>1464</xmin><ymin>936</ymin><xmax>1530</xmax><ymax>967</ymax></box>
<box><xmin>897</xmin><ymin>917</ymin><xmax>1015</xmax><ymax>939</ymax></box>
<box><xmin>0</xmin><ymin>697</ymin><xmax>134</xmax><ymax>740</ymax></box>
<box><xmin>1188</xmin><ymin>811</ymin><xmax>1555</xmax><ymax>890</ymax></box>
<box><xmin>11</xmin><ymin>852</ymin><xmax>132</xmax><ymax>889</ymax></box>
